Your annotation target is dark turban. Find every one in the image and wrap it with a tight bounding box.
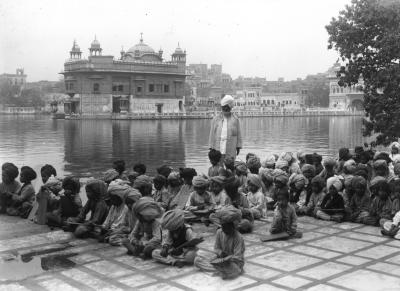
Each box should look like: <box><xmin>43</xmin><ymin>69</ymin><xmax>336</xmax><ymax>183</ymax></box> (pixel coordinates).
<box><xmin>86</xmin><ymin>179</ymin><xmax>108</xmax><ymax>201</ymax></box>
<box><xmin>62</xmin><ymin>176</ymin><xmax>80</xmax><ymax>193</ymax></box>
<box><xmin>247</xmin><ymin>174</ymin><xmax>262</xmax><ymax>189</ymax></box>
<box><xmin>311</xmin><ymin>176</ymin><xmax>325</xmax><ymax>189</ymax></box>
<box><xmin>180</xmin><ymin>168</ymin><xmax>197</xmax><ymax>179</ymax></box>
<box><xmin>247</xmin><ymin>156</ymin><xmax>261</xmax><ymax>170</ymax></box>
<box><xmin>103</xmin><ymin>169</ymin><xmax>119</xmax><ymax>183</ymax></box>
<box><xmin>301</xmin><ymin>164</ymin><xmax>316</xmax><ymax>176</ymax></box>
<box><xmin>2</xmin><ymin>162</ymin><xmax>19</xmax><ymax>180</ymax></box>
<box><xmin>351</xmin><ymin>176</ymin><xmax>367</xmax><ymax>191</ymax></box>
<box><xmin>20</xmin><ymin>166</ymin><xmax>37</xmax><ymax>182</ymax></box>
<box><xmin>289</xmin><ymin>174</ymin><xmax>306</xmax><ymax>190</ymax></box>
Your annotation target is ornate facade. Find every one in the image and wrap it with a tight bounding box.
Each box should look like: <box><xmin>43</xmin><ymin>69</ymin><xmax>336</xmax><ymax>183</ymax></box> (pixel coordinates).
<box><xmin>61</xmin><ymin>35</ymin><xmax>187</xmax><ymax>116</ymax></box>
<box><xmin>328</xmin><ymin>62</ymin><xmax>364</xmax><ymax>110</ymax></box>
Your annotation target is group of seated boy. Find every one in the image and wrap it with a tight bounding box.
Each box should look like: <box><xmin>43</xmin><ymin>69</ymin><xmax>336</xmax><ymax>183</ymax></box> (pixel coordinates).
<box><xmin>1</xmin><ymin>141</ymin><xmax>400</xmax><ymax>279</ymax></box>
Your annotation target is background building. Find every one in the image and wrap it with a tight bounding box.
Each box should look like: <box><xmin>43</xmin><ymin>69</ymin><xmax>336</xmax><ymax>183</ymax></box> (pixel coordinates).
<box><xmin>61</xmin><ymin>35</ymin><xmax>187</xmax><ymax>116</ymax></box>
<box><xmin>0</xmin><ymin>68</ymin><xmax>26</xmax><ymax>88</ymax></box>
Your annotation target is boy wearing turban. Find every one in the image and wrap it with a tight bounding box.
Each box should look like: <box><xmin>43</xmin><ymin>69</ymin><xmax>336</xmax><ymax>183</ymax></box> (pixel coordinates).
<box><xmin>6</xmin><ymin>166</ymin><xmax>37</xmax><ymax>218</ymax></box>
<box><xmin>122</xmin><ymin>197</ymin><xmax>163</xmax><ymax>259</ymax></box>
<box><xmin>0</xmin><ymin>163</ymin><xmax>21</xmax><ymax>214</ymax></box>
<box><xmin>288</xmin><ymin>173</ymin><xmax>307</xmax><ymax>214</ymax></box>
<box><xmin>194</xmin><ymin>206</ymin><xmax>245</xmax><ymax>280</ymax></box>
<box><xmin>152</xmin><ymin>209</ymin><xmax>199</xmax><ymax>268</ymax></box>
<box><xmin>270</xmin><ymin>188</ymin><xmax>298</xmax><ymax>237</ymax></box>
<box><xmin>153</xmin><ymin>174</ymin><xmax>172</xmax><ymax>210</ymax></box>
<box><xmin>363</xmin><ymin>181</ymin><xmax>392</xmax><ymax>226</ymax></box>
<box><xmin>316</xmin><ymin>176</ymin><xmax>345</xmax><ymax>222</ymax></box>
<box><xmin>185</xmin><ymin>176</ymin><xmax>215</xmax><ymax>222</ymax></box>
<box><xmin>246</xmin><ymin>174</ymin><xmax>265</xmax><ymax>219</ymax></box>
<box><xmin>348</xmin><ymin>176</ymin><xmax>371</xmax><ymax>223</ymax></box>
<box><xmin>300</xmin><ymin>176</ymin><xmax>325</xmax><ymax>216</ymax></box>
<box><xmin>169</xmin><ymin>169</ymin><xmax>196</xmax><ymax>210</ymax></box>
<box><xmin>209</xmin><ymin>176</ymin><xmax>228</xmax><ymax>210</ymax></box>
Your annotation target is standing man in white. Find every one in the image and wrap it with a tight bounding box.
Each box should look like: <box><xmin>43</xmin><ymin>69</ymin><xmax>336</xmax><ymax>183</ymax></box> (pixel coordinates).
<box><xmin>208</xmin><ymin>95</ymin><xmax>243</xmax><ymax>161</ymax></box>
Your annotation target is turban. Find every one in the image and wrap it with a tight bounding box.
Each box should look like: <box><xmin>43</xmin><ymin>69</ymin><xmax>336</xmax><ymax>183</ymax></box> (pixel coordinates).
<box><xmin>86</xmin><ymin>179</ymin><xmax>108</xmax><ymax>201</ymax></box>
<box><xmin>259</xmin><ymin>168</ymin><xmax>274</xmax><ymax>183</ymax></box>
<box><xmin>133</xmin><ymin>197</ymin><xmax>163</xmax><ymax>220</ymax></box>
<box><xmin>234</xmin><ymin>161</ymin><xmax>248</xmax><ymax>175</ymax></box>
<box><xmin>210</xmin><ymin>175</ymin><xmax>226</xmax><ymax>185</ymax></box>
<box><xmin>246</xmin><ymin>156</ymin><xmax>261</xmax><ymax>170</ymax></box>
<box><xmin>2</xmin><ymin>162</ymin><xmax>19</xmax><ymax>181</ymax></box>
<box><xmin>301</xmin><ymin>164</ymin><xmax>316</xmax><ymax>176</ymax></box>
<box><xmin>221</xmin><ymin>95</ymin><xmax>235</xmax><ymax>108</ymax></box>
<box><xmin>103</xmin><ymin>169</ymin><xmax>119</xmax><ymax>183</ymax></box>
<box><xmin>327</xmin><ymin>176</ymin><xmax>342</xmax><ymax>192</ymax></box>
<box><xmin>126</xmin><ymin>170</ymin><xmax>139</xmax><ymax>180</ymax></box>
<box><xmin>126</xmin><ymin>188</ymin><xmax>142</xmax><ymax>203</ymax></box>
<box><xmin>343</xmin><ymin>159</ymin><xmax>357</xmax><ymax>174</ymax></box>
<box><xmin>373</xmin><ymin>159</ymin><xmax>388</xmax><ymax>170</ymax></box>
<box><xmin>180</xmin><ymin>168</ymin><xmax>197</xmax><ymax>179</ymax></box>
<box><xmin>275</xmin><ymin>160</ymin><xmax>289</xmax><ymax>170</ymax></box>
<box><xmin>279</xmin><ymin>152</ymin><xmax>293</xmax><ymax>163</ymax></box>
<box><xmin>167</xmin><ymin>171</ymin><xmax>180</xmax><ymax>181</ymax></box>
<box><xmin>262</xmin><ymin>155</ymin><xmax>276</xmax><ymax>168</ymax></box>
<box><xmin>133</xmin><ymin>175</ymin><xmax>153</xmax><ymax>189</ymax></box>
<box><xmin>394</xmin><ymin>163</ymin><xmax>400</xmax><ymax>175</ymax></box>
<box><xmin>192</xmin><ymin>176</ymin><xmax>209</xmax><ymax>188</ymax></box>
<box><xmin>344</xmin><ymin>175</ymin><xmax>355</xmax><ymax>189</ymax></box>
<box><xmin>20</xmin><ymin>166</ymin><xmax>37</xmax><ymax>182</ymax></box>
<box><xmin>391</xmin><ymin>142</ymin><xmax>400</xmax><ymax>151</ymax></box>
<box><xmin>323</xmin><ymin>157</ymin><xmax>337</xmax><ymax>168</ymax></box>
<box><xmin>247</xmin><ymin>174</ymin><xmax>262</xmax><ymax>189</ymax></box>
<box><xmin>374</xmin><ymin>152</ymin><xmax>391</xmax><ymax>163</ymax></box>
<box><xmin>370</xmin><ymin>176</ymin><xmax>387</xmax><ymax>188</ymax></box>
<box><xmin>392</xmin><ymin>154</ymin><xmax>400</xmax><ymax>164</ymax></box>
<box><xmin>161</xmin><ymin>209</ymin><xmax>185</xmax><ymax>231</ymax></box>
<box><xmin>215</xmin><ymin>205</ymin><xmax>242</xmax><ymax>224</ymax></box>
<box><xmin>289</xmin><ymin>174</ymin><xmax>306</xmax><ymax>190</ymax></box>
<box><xmin>224</xmin><ymin>156</ymin><xmax>235</xmax><ymax>168</ymax></box>
<box><xmin>339</xmin><ymin>148</ymin><xmax>351</xmax><ymax>160</ymax></box>
<box><xmin>61</xmin><ymin>176</ymin><xmax>79</xmax><ymax>193</ymax></box>
<box><xmin>108</xmin><ymin>181</ymin><xmax>139</xmax><ymax>201</ymax></box>
<box><xmin>157</xmin><ymin>165</ymin><xmax>173</xmax><ymax>178</ymax></box>
<box><xmin>311</xmin><ymin>176</ymin><xmax>325</xmax><ymax>189</ymax></box>
<box><xmin>354</xmin><ymin>146</ymin><xmax>364</xmax><ymax>155</ymax></box>
<box><xmin>273</xmin><ymin>170</ymin><xmax>289</xmax><ymax>185</ymax></box>
<box><xmin>351</xmin><ymin>176</ymin><xmax>367</xmax><ymax>190</ymax></box>
<box><xmin>297</xmin><ymin>151</ymin><xmax>306</xmax><ymax>161</ymax></box>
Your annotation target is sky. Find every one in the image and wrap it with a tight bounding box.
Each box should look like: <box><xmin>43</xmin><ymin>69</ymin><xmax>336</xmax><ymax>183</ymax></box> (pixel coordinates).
<box><xmin>0</xmin><ymin>0</ymin><xmax>351</xmax><ymax>82</ymax></box>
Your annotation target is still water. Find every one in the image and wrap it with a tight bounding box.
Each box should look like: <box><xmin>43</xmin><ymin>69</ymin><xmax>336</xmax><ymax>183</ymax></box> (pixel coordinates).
<box><xmin>0</xmin><ymin>115</ymin><xmax>364</xmax><ymax>185</ymax></box>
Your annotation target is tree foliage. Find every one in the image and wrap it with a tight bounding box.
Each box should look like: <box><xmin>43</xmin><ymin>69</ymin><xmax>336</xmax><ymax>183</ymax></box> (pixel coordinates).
<box><xmin>326</xmin><ymin>0</ymin><xmax>400</xmax><ymax>145</ymax></box>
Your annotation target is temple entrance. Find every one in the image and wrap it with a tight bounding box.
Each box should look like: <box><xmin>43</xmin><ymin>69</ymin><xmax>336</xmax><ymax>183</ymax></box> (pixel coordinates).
<box><xmin>178</xmin><ymin>101</ymin><xmax>183</xmax><ymax>111</ymax></box>
<box><xmin>156</xmin><ymin>104</ymin><xmax>163</xmax><ymax>114</ymax></box>
<box><xmin>112</xmin><ymin>96</ymin><xmax>121</xmax><ymax>113</ymax></box>
<box><xmin>351</xmin><ymin>99</ymin><xmax>364</xmax><ymax>111</ymax></box>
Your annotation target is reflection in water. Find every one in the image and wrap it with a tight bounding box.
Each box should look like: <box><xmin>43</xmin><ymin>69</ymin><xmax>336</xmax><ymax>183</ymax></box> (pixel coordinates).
<box><xmin>0</xmin><ymin>116</ymin><xmax>365</xmax><ymax>180</ymax></box>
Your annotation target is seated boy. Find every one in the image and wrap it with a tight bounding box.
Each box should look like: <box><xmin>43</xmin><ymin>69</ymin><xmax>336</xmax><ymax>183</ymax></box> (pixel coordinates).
<box><xmin>364</xmin><ymin>181</ymin><xmax>392</xmax><ymax>226</ymax></box>
<box><xmin>348</xmin><ymin>176</ymin><xmax>371</xmax><ymax>223</ymax></box>
<box><xmin>67</xmin><ymin>179</ymin><xmax>109</xmax><ymax>238</ymax></box>
<box><xmin>46</xmin><ymin>176</ymin><xmax>81</xmax><ymax>228</ymax></box>
<box><xmin>6</xmin><ymin>166</ymin><xmax>37</xmax><ymax>218</ymax></box>
<box><xmin>122</xmin><ymin>197</ymin><xmax>163</xmax><ymax>259</ymax></box>
<box><xmin>246</xmin><ymin>174</ymin><xmax>265</xmax><ymax>219</ymax></box>
<box><xmin>153</xmin><ymin>209</ymin><xmax>199</xmax><ymax>267</ymax></box>
<box><xmin>300</xmin><ymin>176</ymin><xmax>325</xmax><ymax>216</ymax></box>
<box><xmin>209</xmin><ymin>176</ymin><xmax>228</xmax><ymax>210</ymax></box>
<box><xmin>269</xmin><ymin>188</ymin><xmax>298</xmax><ymax>237</ymax></box>
<box><xmin>153</xmin><ymin>174</ymin><xmax>172</xmax><ymax>210</ymax></box>
<box><xmin>208</xmin><ymin>149</ymin><xmax>223</xmax><ymax>177</ymax></box>
<box><xmin>185</xmin><ymin>176</ymin><xmax>215</xmax><ymax>222</ymax></box>
<box><xmin>316</xmin><ymin>176</ymin><xmax>345</xmax><ymax>222</ymax></box>
<box><xmin>194</xmin><ymin>206</ymin><xmax>245</xmax><ymax>279</ymax></box>
<box><xmin>170</xmin><ymin>168</ymin><xmax>197</xmax><ymax>210</ymax></box>
<box><xmin>288</xmin><ymin>173</ymin><xmax>307</xmax><ymax>213</ymax></box>
<box><xmin>0</xmin><ymin>163</ymin><xmax>21</xmax><ymax>214</ymax></box>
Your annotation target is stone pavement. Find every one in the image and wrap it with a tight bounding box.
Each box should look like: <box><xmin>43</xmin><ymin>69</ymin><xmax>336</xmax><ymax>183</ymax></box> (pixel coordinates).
<box><xmin>1</xmin><ymin>214</ymin><xmax>400</xmax><ymax>291</ymax></box>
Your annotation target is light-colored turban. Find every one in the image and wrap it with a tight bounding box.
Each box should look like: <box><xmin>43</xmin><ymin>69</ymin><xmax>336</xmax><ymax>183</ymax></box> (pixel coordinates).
<box><xmin>133</xmin><ymin>197</ymin><xmax>163</xmax><ymax>220</ymax></box>
<box><xmin>45</xmin><ymin>175</ymin><xmax>62</xmax><ymax>192</ymax></box>
<box><xmin>373</xmin><ymin>159</ymin><xmax>388</xmax><ymax>170</ymax></box>
<box><xmin>301</xmin><ymin>164</ymin><xmax>316</xmax><ymax>176</ymax></box>
<box><xmin>192</xmin><ymin>176</ymin><xmax>209</xmax><ymax>188</ymax></box>
<box><xmin>234</xmin><ymin>161</ymin><xmax>248</xmax><ymax>175</ymax></box>
<box><xmin>279</xmin><ymin>152</ymin><xmax>293</xmax><ymax>163</ymax></box>
<box><xmin>103</xmin><ymin>169</ymin><xmax>119</xmax><ymax>183</ymax></box>
<box><xmin>391</xmin><ymin>142</ymin><xmax>400</xmax><ymax>151</ymax></box>
<box><xmin>273</xmin><ymin>170</ymin><xmax>289</xmax><ymax>185</ymax></box>
<box><xmin>167</xmin><ymin>171</ymin><xmax>180</xmax><ymax>181</ymax></box>
<box><xmin>370</xmin><ymin>176</ymin><xmax>387</xmax><ymax>188</ymax></box>
<box><xmin>215</xmin><ymin>205</ymin><xmax>242</xmax><ymax>224</ymax></box>
<box><xmin>323</xmin><ymin>157</ymin><xmax>337</xmax><ymax>168</ymax></box>
<box><xmin>327</xmin><ymin>176</ymin><xmax>342</xmax><ymax>192</ymax></box>
<box><xmin>262</xmin><ymin>155</ymin><xmax>276</xmax><ymax>168</ymax></box>
<box><xmin>108</xmin><ymin>181</ymin><xmax>140</xmax><ymax>201</ymax></box>
<box><xmin>288</xmin><ymin>174</ymin><xmax>306</xmax><ymax>190</ymax></box>
<box><xmin>133</xmin><ymin>175</ymin><xmax>153</xmax><ymax>189</ymax></box>
<box><xmin>351</xmin><ymin>176</ymin><xmax>367</xmax><ymax>190</ymax></box>
<box><xmin>161</xmin><ymin>209</ymin><xmax>185</xmax><ymax>231</ymax></box>
<box><xmin>275</xmin><ymin>159</ymin><xmax>289</xmax><ymax>170</ymax></box>
<box><xmin>392</xmin><ymin>154</ymin><xmax>400</xmax><ymax>164</ymax></box>
<box><xmin>221</xmin><ymin>95</ymin><xmax>235</xmax><ymax>108</ymax></box>
<box><xmin>343</xmin><ymin>159</ymin><xmax>357</xmax><ymax>173</ymax></box>
<box><xmin>247</xmin><ymin>173</ymin><xmax>262</xmax><ymax>189</ymax></box>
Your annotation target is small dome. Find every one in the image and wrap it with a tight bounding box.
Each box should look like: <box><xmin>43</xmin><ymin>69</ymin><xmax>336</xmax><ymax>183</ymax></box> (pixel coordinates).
<box><xmin>174</xmin><ymin>47</ymin><xmax>183</xmax><ymax>54</ymax></box>
<box><xmin>71</xmin><ymin>40</ymin><xmax>81</xmax><ymax>52</ymax></box>
<box><xmin>91</xmin><ymin>36</ymin><xmax>101</xmax><ymax>49</ymax></box>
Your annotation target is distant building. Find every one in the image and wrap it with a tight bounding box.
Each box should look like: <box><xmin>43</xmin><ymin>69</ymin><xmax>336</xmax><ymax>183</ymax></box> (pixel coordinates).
<box><xmin>327</xmin><ymin>62</ymin><xmax>364</xmax><ymax>110</ymax></box>
<box><xmin>61</xmin><ymin>35</ymin><xmax>187</xmax><ymax>115</ymax></box>
<box><xmin>0</xmin><ymin>68</ymin><xmax>27</xmax><ymax>88</ymax></box>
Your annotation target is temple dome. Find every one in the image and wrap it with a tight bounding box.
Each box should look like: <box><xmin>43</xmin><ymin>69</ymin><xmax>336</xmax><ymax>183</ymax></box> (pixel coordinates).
<box><xmin>127</xmin><ymin>40</ymin><xmax>155</xmax><ymax>55</ymax></box>
<box><xmin>91</xmin><ymin>37</ymin><xmax>101</xmax><ymax>49</ymax></box>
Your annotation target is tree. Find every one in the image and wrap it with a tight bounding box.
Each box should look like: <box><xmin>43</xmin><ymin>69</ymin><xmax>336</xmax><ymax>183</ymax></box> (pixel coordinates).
<box><xmin>326</xmin><ymin>0</ymin><xmax>400</xmax><ymax>145</ymax></box>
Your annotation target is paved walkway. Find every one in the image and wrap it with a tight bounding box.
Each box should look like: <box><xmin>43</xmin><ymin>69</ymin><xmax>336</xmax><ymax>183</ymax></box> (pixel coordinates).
<box><xmin>1</xmin><ymin>214</ymin><xmax>400</xmax><ymax>291</ymax></box>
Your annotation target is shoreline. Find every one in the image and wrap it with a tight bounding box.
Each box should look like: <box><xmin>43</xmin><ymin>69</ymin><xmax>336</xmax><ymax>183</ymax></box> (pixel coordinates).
<box><xmin>54</xmin><ymin>110</ymin><xmax>364</xmax><ymax>120</ymax></box>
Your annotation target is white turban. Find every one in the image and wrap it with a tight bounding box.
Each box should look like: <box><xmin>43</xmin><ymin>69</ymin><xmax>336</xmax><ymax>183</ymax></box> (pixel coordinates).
<box><xmin>221</xmin><ymin>95</ymin><xmax>235</xmax><ymax>108</ymax></box>
<box><xmin>327</xmin><ymin>176</ymin><xmax>342</xmax><ymax>192</ymax></box>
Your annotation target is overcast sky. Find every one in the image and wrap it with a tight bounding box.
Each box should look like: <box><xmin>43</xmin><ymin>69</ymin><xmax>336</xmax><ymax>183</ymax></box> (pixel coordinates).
<box><xmin>0</xmin><ymin>0</ymin><xmax>350</xmax><ymax>82</ymax></box>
